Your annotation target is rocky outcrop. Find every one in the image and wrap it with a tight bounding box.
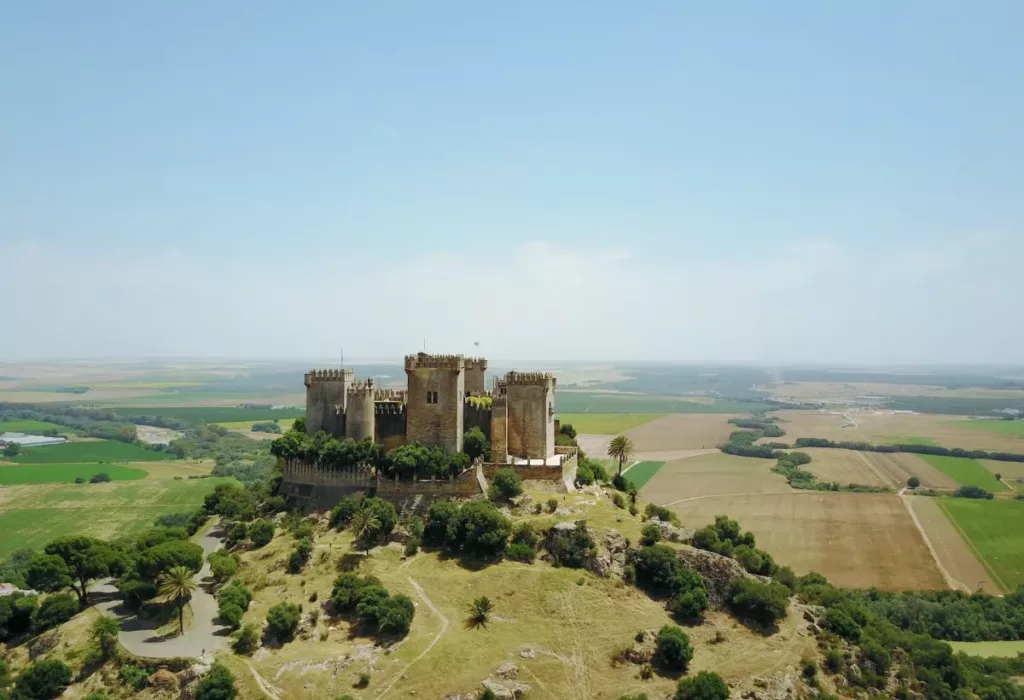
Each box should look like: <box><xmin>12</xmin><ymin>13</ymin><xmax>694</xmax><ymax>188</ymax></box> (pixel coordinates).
<box><xmin>738</xmin><ymin>674</ymin><xmax>797</xmax><ymax>700</ymax></box>
<box><xmin>655</xmin><ymin>519</ymin><xmax>695</xmax><ymax>543</ymax></box>
<box><xmin>586</xmin><ymin>529</ymin><xmax>628</xmax><ymax>578</ymax></box>
<box><xmin>675</xmin><ymin>546</ymin><xmax>751</xmax><ymax>606</ymax></box>
<box><xmin>481</xmin><ymin>679</ymin><xmax>531</xmax><ymax>699</ymax></box>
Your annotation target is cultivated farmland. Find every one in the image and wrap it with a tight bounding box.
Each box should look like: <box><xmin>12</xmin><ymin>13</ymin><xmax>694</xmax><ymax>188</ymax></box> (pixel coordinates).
<box><xmin>918</xmin><ymin>455</ymin><xmax>1008</xmax><ymax>492</ymax></box>
<box><xmin>951</xmin><ymin>420</ymin><xmax>1024</xmax><ymax>438</ymax></box>
<box><xmin>553</xmin><ymin>391</ymin><xmax>768</xmax><ymax>414</ymax></box>
<box><xmin>10</xmin><ymin>439</ymin><xmax>176</xmax><ymax>463</ymax></box>
<box><xmin>907</xmin><ymin>496</ymin><xmax>999</xmax><ymax>592</ymax></box>
<box><xmin>948</xmin><ymin>641</ymin><xmax>1024</xmax><ymax>658</ymax></box>
<box><xmin>0</xmin><ymin>419</ymin><xmax>73</xmax><ymax>434</ymax></box>
<box><xmin>557</xmin><ymin>413</ymin><xmax>663</xmax><ymax>435</ymax></box>
<box><xmin>800</xmin><ymin>449</ymin><xmax>957</xmax><ymax>490</ymax></box>
<box><xmin>110</xmin><ymin>406</ymin><xmax>304</xmax><ymax>425</ymax></box>
<box><xmin>938</xmin><ymin>498</ymin><xmax>1024</xmax><ymax>591</ymax></box>
<box><xmin>670</xmin><ymin>492</ymin><xmax>946</xmax><ymax>590</ymax></box>
<box><xmin>0</xmin><ymin>463</ymin><xmax>147</xmax><ymax>485</ymax></box>
<box><xmin>620</xmin><ymin>460</ymin><xmax>665</xmax><ymax>489</ymax></box>
<box><xmin>625</xmin><ymin>413</ymin><xmax>740</xmax><ymax>455</ymax></box>
<box><xmin>641</xmin><ymin>452</ymin><xmax>789</xmax><ymax>504</ymax></box>
<box><xmin>0</xmin><ymin>477</ymin><xmax>233</xmax><ymax>558</ymax></box>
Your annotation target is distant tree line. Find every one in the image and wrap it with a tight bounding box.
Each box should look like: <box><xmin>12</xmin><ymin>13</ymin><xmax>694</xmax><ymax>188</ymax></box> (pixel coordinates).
<box><xmin>793</xmin><ymin>437</ymin><xmax>1024</xmax><ymax>463</ymax></box>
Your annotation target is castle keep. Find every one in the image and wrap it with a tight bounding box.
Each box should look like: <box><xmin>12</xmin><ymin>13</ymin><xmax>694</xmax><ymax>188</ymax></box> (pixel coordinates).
<box><xmin>302</xmin><ymin>353</ymin><xmax>559</xmax><ymax>463</ymax></box>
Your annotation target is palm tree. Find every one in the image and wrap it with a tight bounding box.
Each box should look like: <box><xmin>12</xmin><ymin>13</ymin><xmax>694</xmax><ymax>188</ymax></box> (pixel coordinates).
<box><xmin>607</xmin><ymin>434</ymin><xmax>635</xmax><ymax>476</ymax></box>
<box><xmin>349</xmin><ymin>508</ymin><xmax>382</xmax><ymax>554</ymax></box>
<box><xmin>468</xmin><ymin>596</ymin><xmax>493</xmax><ymax>628</ymax></box>
<box><xmin>158</xmin><ymin>566</ymin><xmax>197</xmax><ymax>635</ymax></box>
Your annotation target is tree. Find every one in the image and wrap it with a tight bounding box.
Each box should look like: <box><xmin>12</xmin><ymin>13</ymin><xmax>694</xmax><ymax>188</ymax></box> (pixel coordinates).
<box><xmin>995</xmin><ymin>472</ymin><xmax>1003</xmax><ymax>481</ymax></box>
<box><xmin>653</xmin><ymin>625</ymin><xmax>694</xmax><ymax>671</ymax></box>
<box><xmin>468</xmin><ymin>596</ymin><xmax>493</xmax><ymax>627</ymax></box>
<box><xmin>135</xmin><ymin>540</ymin><xmax>204</xmax><ymax>581</ymax></box>
<box><xmin>726</xmin><ymin>578</ymin><xmax>789</xmax><ymax>626</ymax></box>
<box><xmin>0</xmin><ymin>547</ymin><xmax>38</xmax><ymax>589</ymax></box>
<box><xmin>488</xmin><ymin>468</ymin><xmax>523</xmax><ymax>502</ymax></box>
<box><xmin>560</xmin><ymin>423</ymin><xmax>577</xmax><ymax>439</ymax></box>
<box><xmin>423</xmin><ymin>501</ymin><xmax>460</xmax><ymax>547</ymax></box>
<box><xmin>44</xmin><ymin>536</ymin><xmax>119</xmax><ymax>606</ymax></box>
<box><xmin>24</xmin><ymin>554</ymin><xmax>72</xmax><ymax>594</ymax></box>
<box><xmin>349</xmin><ymin>508</ymin><xmax>382</xmax><ymax>554</ymax></box>
<box><xmin>158</xmin><ymin>565</ymin><xmax>197</xmax><ymax>635</ymax></box>
<box><xmin>907</xmin><ymin>476</ymin><xmax>921</xmax><ymax>489</ymax></box>
<box><xmin>454</xmin><ymin>501</ymin><xmax>512</xmax><ymax>560</ymax></box>
<box><xmin>463</xmin><ymin>427</ymin><xmax>491</xmax><ymax>461</ymax></box>
<box><xmin>360</xmin><ymin>497</ymin><xmax>398</xmax><ymax>539</ymax></box>
<box><xmin>607</xmin><ymin>434</ymin><xmax>634</xmax><ymax>476</ymax></box>
<box><xmin>91</xmin><ymin>614</ymin><xmax>121</xmax><ymax>659</ymax></box>
<box><xmin>247</xmin><ymin>519</ymin><xmax>275</xmax><ymax>548</ymax></box>
<box><xmin>640</xmin><ymin>523</ymin><xmax>662</xmax><ymax>546</ymax></box>
<box><xmin>266</xmin><ymin>602</ymin><xmax>302</xmax><ymax>643</ymax></box>
<box><xmin>13</xmin><ymin>659</ymin><xmax>72</xmax><ymax>700</ymax></box>
<box><xmin>675</xmin><ymin>671</ymin><xmax>730</xmax><ymax>700</ymax></box>
<box><xmin>0</xmin><ymin>592</ymin><xmax>38</xmax><ymax>641</ymax></box>
<box><xmin>195</xmin><ymin>662</ymin><xmax>237</xmax><ymax>700</ymax></box>
<box><xmin>208</xmin><ymin>551</ymin><xmax>238</xmax><ymax>580</ymax></box>
<box><xmin>2</xmin><ymin>442</ymin><xmax>21</xmax><ymax>458</ymax></box>
<box><xmin>32</xmin><ymin>593</ymin><xmax>79</xmax><ymax>632</ymax></box>
<box><xmin>233</xmin><ymin>622</ymin><xmax>259</xmax><ymax>655</ymax></box>
<box><xmin>89</xmin><ymin>472</ymin><xmax>111</xmax><ymax>483</ymax></box>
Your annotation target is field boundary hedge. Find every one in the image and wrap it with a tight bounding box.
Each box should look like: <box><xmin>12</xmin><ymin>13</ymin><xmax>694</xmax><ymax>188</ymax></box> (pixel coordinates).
<box><xmin>792</xmin><ymin>438</ymin><xmax>1024</xmax><ymax>464</ymax></box>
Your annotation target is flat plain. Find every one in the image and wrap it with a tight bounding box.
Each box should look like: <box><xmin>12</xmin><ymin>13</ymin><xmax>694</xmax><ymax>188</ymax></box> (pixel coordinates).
<box><xmin>938</xmin><ymin>498</ymin><xmax>1024</xmax><ymax>591</ymax></box>
<box><xmin>907</xmin><ymin>496</ymin><xmax>1000</xmax><ymax>592</ymax></box>
<box><xmin>0</xmin><ymin>419</ymin><xmax>73</xmax><ymax>434</ymax></box>
<box><xmin>620</xmin><ymin>460</ymin><xmax>666</xmax><ymax>489</ymax></box>
<box><xmin>556</xmin><ymin>413</ymin><xmax>663</xmax><ymax>434</ymax></box>
<box><xmin>670</xmin><ymin>492</ymin><xmax>946</xmax><ymax>590</ymax></box>
<box><xmin>10</xmin><ymin>439</ymin><xmax>176</xmax><ymax>463</ymax></box>
<box><xmin>640</xmin><ymin>452</ymin><xmax>789</xmax><ymax>504</ymax></box>
<box><xmin>948</xmin><ymin>641</ymin><xmax>1024</xmax><ymax>658</ymax></box>
<box><xmin>950</xmin><ymin>420</ymin><xmax>1024</xmax><ymax>438</ymax></box>
<box><xmin>918</xmin><ymin>455</ymin><xmax>1008</xmax><ymax>492</ymax></box>
<box><xmin>624</xmin><ymin>413</ymin><xmax>739</xmax><ymax>453</ymax></box>
<box><xmin>0</xmin><ymin>463</ymin><xmax>148</xmax><ymax>485</ymax></box>
<box><xmin>800</xmin><ymin>449</ymin><xmax>957</xmax><ymax>490</ymax></box>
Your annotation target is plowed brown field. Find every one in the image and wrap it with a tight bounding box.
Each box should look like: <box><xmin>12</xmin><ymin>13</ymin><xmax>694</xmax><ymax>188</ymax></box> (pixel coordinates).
<box><xmin>800</xmin><ymin>449</ymin><xmax>957</xmax><ymax>489</ymax></box>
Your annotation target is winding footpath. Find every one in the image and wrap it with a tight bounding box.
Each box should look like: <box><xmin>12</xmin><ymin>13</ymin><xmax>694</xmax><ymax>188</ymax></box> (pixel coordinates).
<box><xmin>92</xmin><ymin>524</ymin><xmax>231</xmax><ymax>659</ymax></box>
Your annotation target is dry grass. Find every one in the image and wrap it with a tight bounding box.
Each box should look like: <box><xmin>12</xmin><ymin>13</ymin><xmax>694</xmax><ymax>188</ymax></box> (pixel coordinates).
<box><xmin>799</xmin><ymin>448</ymin><xmax>957</xmax><ymax>490</ymax></box>
<box><xmin>669</xmin><ymin>492</ymin><xmax>946</xmax><ymax>590</ymax></box>
<box><xmin>773</xmin><ymin>409</ymin><xmax>1024</xmax><ymax>453</ymax></box>
<box><xmin>640</xmin><ymin>452</ymin><xmax>790</xmax><ymax>505</ymax></box>
<box><xmin>907</xmin><ymin>495</ymin><xmax>1000</xmax><ymax>593</ymax></box>
<box><xmin>624</xmin><ymin>413</ymin><xmax>739</xmax><ymax>454</ymax></box>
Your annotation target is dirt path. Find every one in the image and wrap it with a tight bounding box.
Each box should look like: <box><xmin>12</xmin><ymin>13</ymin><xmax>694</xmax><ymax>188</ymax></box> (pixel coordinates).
<box><xmin>93</xmin><ymin>523</ymin><xmax>230</xmax><ymax>659</ymax></box>
<box><xmin>662</xmin><ymin>490</ymin><xmax>822</xmax><ymax>508</ymax></box>
<box><xmin>244</xmin><ymin>659</ymin><xmax>284</xmax><ymax>700</ymax></box>
<box><xmin>560</xmin><ymin>589</ymin><xmax>591</xmax><ymax>700</ymax></box>
<box><xmin>376</xmin><ymin>575</ymin><xmax>449</xmax><ymax>700</ymax></box>
<box><xmin>897</xmin><ymin>488</ymin><xmax>967</xmax><ymax>592</ymax></box>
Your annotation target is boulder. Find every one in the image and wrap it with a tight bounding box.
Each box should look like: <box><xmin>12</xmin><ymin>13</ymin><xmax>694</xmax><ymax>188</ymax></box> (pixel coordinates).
<box><xmin>675</xmin><ymin>546</ymin><xmax>751</xmax><ymax>606</ymax></box>
<box><xmin>149</xmin><ymin>668</ymin><xmax>178</xmax><ymax>690</ymax></box>
<box><xmin>586</xmin><ymin>529</ymin><xmax>629</xmax><ymax>578</ymax></box>
<box><xmin>655</xmin><ymin>520</ymin><xmax>695</xmax><ymax>543</ymax></box>
<box><xmin>481</xmin><ymin>680</ymin><xmax>531</xmax><ymax>699</ymax></box>
<box><xmin>519</xmin><ymin>648</ymin><xmax>536</xmax><ymax>659</ymax></box>
<box><xmin>28</xmin><ymin>633</ymin><xmax>58</xmax><ymax>660</ymax></box>
<box><xmin>390</xmin><ymin>526</ymin><xmax>411</xmax><ymax>544</ymax></box>
<box><xmin>495</xmin><ymin>662</ymin><xmax>519</xmax><ymax>680</ymax></box>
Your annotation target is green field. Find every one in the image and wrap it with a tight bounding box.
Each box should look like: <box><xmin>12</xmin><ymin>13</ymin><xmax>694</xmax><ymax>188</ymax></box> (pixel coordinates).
<box><xmin>10</xmin><ymin>440</ymin><xmax>176</xmax><ymax>464</ymax></box>
<box><xmin>919</xmin><ymin>455</ymin><xmax>1008</xmax><ymax>492</ymax></box>
<box><xmin>0</xmin><ymin>463</ymin><xmax>148</xmax><ymax>485</ymax></box>
<box><xmin>558</xmin><ymin>414</ymin><xmax>663</xmax><ymax>434</ymax></box>
<box><xmin>621</xmin><ymin>461</ymin><xmax>666</xmax><ymax>489</ymax></box>
<box><xmin>950</xmin><ymin>420</ymin><xmax>1024</xmax><ymax>438</ymax></box>
<box><xmin>938</xmin><ymin>498</ymin><xmax>1024</xmax><ymax>591</ymax></box>
<box><xmin>0</xmin><ymin>478</ymin><xmax>233</xmax><ymax>558</ymax></box>
<box><xmin>554</xmin><ymin>392</ymin><xmax>768</xmax><ymax>414</ymax></box>
<box><xmin>110</xmin><ymin>406</ymin><xmax>304</xmax><ymax>425</ymax></box>
<box><xmin>0</xmin><ymin>420</ymin><xmax>74</xmax><ymax>434</ymax></box>
<box><xmin>948</xmin><ymin>640</ymin><xmax>1024</xmax><ymax>658</ymax></box>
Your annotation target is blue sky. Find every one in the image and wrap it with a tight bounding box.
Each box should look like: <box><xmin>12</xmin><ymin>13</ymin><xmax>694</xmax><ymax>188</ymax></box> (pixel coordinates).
<box><xmin>2</xmin><ymin>2</ymin><xmax>1022</xmax><ymax>362</ymax></box>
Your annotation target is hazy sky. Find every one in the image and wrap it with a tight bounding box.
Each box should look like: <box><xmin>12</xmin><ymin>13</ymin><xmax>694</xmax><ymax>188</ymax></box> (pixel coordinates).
<box><xmin>2</xmin><ymin>2</ymin><xmax>1022</xmax><ymax>364</ymax></box>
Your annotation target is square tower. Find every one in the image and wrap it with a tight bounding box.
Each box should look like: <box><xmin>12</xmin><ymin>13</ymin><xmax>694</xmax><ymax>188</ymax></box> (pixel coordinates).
<box><xmin>464</xmin><ymin>357</ymin><xmax>488</xmax><ymax>395</ymax></box>
<box><xmin>505</xmin><ymin>371</ymin><xmax>556</xmax><ymax>460</ymax></box>
<box><xmin>304</xmin><ymin>369</ymin><xmax>352</xmax><ymax>436</ymax></box>
<box><xmin>404</xmin><ymin>353</ymin><xmax>465</xmax><ymax>454</ymax></box>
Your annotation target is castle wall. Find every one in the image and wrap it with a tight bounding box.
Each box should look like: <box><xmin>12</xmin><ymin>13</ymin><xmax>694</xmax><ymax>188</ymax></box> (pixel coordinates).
<box><xmin>345</xmin><ymin>382</ymin><xmax>376</xmax><ymax>442</ymax></box>
<box><xmin>490</xmin><ymin>395</ymin><xmax>508</xmax><ymax>462</ymax></box>
<box><xmin>304</xmin><ymin>369</ymin><xmax>351</xmax><ymax>437</ymax></box>
<box><xmin>464</xmin><ymin>357</ymin><xmax>487</xmax><ymax>395</ymax></box>
<box><xmin>405</xmin><ymin>354</ymin><xmax>465</xmax><ymax>454</ymax></box>
<box><xmin>505</xmin><ymin>372</ymin><xmax>556</xmax><ymax>459</ymax></box>
<box><xmin>463</xmin><ymin>399</ymin><xmax>492</xmax><ymax>441</ymax></box>
<box><xmin>279</xmin><ymin>459</ymin><xmax>375</xmax><ymax>509</ymax></box>
<box><xmin>374</xmin><ymin>401</ymin><xmax>407</xmax><ymax>453</ymax></box>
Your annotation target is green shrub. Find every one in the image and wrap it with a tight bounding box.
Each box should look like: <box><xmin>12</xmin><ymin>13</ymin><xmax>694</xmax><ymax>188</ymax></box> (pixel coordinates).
<box><xmin>208</xmin><ymin>551</ymin><xmax>238</xmax><ymax>580</ymax></box>
<box><xmin>823</xmin><ymin>607</ymin><xmax>861</xmax><ymax>640</ymax></box>
<box><xmin>219</xmin><ymin>603</ymin><xmax>244</xmax><ymax>629</ymax></box>
<box><xmin>195</xmin><ymin>662</ymin><xmax>237</xmax><ymax>700</ymax></box>
<box><xmin>453</xmin><ymin>501</ymin><xmax>512</xmax><ymax>560</ymax></box>
<box><xmin>488</xmin><ymin>468</ymin><xmax>523</xmax><ymax>502</ymax></box>
<box><xmin>546</xmin><ymin>498</ymin><xmax>559</xmax><ymax>513</ymax></box>
<box><xmin>423</xmin><ymin>501</ymin><xmax>460</xmax><ymax>547</ymax></box>
<box><xmin>330</xmin><ymin>496</ymin><xmax>363</xmax><ymax>529</ymax></box>
<box><xmin>548</xmin><ymin>521</ymin><xmax>596</xmax><ymax>568</ymax></box>
<box><xmin>652</xmin><ymin>625</ymin><xmax>693</xmax><ymax>671</ymax></box>
<box><xmin>674</xmin><ymin>671</ymin><xmax>729</xmax><ymax>700</ymax></box>
<box><xmin>404</xmin><ymin>537</ymin><xmax>420</xmax><ymax>557</ymax></box>
<box><xmin>233</xmin><ymin>623</ymin><xmax>260</xmax><ymax>655</ymax></box>
<box><xmin>119</xmin><ymin>664</ymin><xmax>150</xmax><ymax>691</ymax></box>
<box><xmin>248</xmin><ymin>519</ymin><xmax>275</xmax><ymax>548</ymax></box>
<box><xmin>288</xmin><ymin>537</ymin><xmax>313</xmax><ymax>574</ymax></box>
<box><xmin>644</xmin><ymin>503</ymin><xmax>679</xmax><ymax>524</ymax></box>
<box><xmin>266</xmin><ymin>602</ymin><xmax>302</xmax><ymax>643</ymax></box>
<box><xmin>612</xmin><ymin>492</ymin><xmax>625</xmax><ymax>509</ymax></box>
<box><xmin>670</xmin><ymin>588</ymin><xmax>709</xmax><ymax>621</ymax></box>
<box><xmin>506</xmin><ymin>542</ymin><xmax>536</xmax><ymax>563</ymax></box>
<box><xmin>824</xmin><ymin>647</ymin><xmax>845</xmax><ymax>673</ymax></box>
<box><xmin>726</xmin><ymin>578</ymin><xmax>789</xmax><ymax>626</ymax></box>
<box><xmin>32</xmin><ymin>593</ymin><xmax>79</xmax><ymax>632</ymax></box>
<box><xmin>640</xmin><ymin>523</ymin><xmax>661</xmax><ymax>546</ymax></box>
<box><xmin>463</xmin><ymin>427</ymin><xmax>490</xmax><ymax>461</ymax></box>
<box><xmin>15</xmin><ymin>659</ymin><xmax>73</xmax><ymax>700</ymax></box>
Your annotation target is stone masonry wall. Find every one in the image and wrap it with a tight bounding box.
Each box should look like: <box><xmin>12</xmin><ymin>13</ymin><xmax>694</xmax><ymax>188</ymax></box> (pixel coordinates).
<box><xmin>304</xmin><ymin>369</ymin><xmax>352</xmax><ymax>437</ymax></box>
<box><xmin>374</xmin><ymin>402</ymin><xmax>406</xmax><ymax>453</ymax></box>
<box><xmin>505</xmin><ymin>373</ymin><xmax>556</xmax><ymax>459</ymax></box>
<box><xmin>405</xmin><ymin>354</ymin><xmax>465</xmax><ymax>454</ymax></box>
<box><xmin>345</xmin><ymin>382</ymin><xmax>376</xmax><ymax>442</ymax></box>
<box><xmin>463</xmin><ymin>399</ymin><xmax>492</xmax><ymax>441</ymax></box>
<box><xmin>464</xmin><ymin>357</ymin><xmax>487</xmax><ymax>395</ymax></box>
<box><xmin>490</xmin><ymin>396</ymin><xmax>508</xmax><ymax>462</ymax></box>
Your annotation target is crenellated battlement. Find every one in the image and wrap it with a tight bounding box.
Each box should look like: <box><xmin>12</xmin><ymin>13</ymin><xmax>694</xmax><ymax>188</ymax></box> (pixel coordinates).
<box><xmin>375</xmin><ymin>401</ymin><xmax>406</xmax><ymax>415</ymax></box>
<box><xmin>374</xmin><ymin>388</ymin><xmax>407</xmax><ymax>402</ymax></box>
<box><xmin>304</xmin><ymin>368</ymin><xmax>354</xmax><ymax>387</ymax></box>
<box><xmin>347</xmin><ymin>379</ymin><xmax>375</xmax><ymax>396</ymax></box>
<box><xmin>464</xmin><ymin>357</ymin><xmax>488</xmax><ymax>370</ymax></box>
<box><xmin>504</xmin><ymin>371</ymin><xmax>556</xmax><ymax>387</ymax></box>
<box><xmin>404</xmin><ymin>353</ymin><xmax>465</xmax><ymax>371</ymax></box>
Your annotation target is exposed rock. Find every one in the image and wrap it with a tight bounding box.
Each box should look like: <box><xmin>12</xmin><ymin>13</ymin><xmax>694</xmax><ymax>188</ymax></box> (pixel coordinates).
<box><xmin>28</xmin><ymin>632</ymin><xmax>58</xmax><ymax>660</ymax></box>
<box><xmin>495</xmin><ymin>662</ymin><xmax>519</xmax><ymax>680</ymax></box>
<box><xmin>510</xmin><ymin>493</ymin><xmax>533</xmax><ymax>509</ymax></box>
<box><xmin>738</xmin><ymin>674</ymin><xmax>796</xmax><ymax>700</ymax></box>
<box><xmin>586</xmin><ymin>528</ymin><xmax>629</xmax><ymax>578</ymax></box>
<box><xmin>149</xmin><ymin>669</ymin><xmax>178</xmax><ymax>690</ymax></box>
<box><xmin>675</xmin><ymin>546</ymin><xmax>752</xmax><ymax>606</ymax></box>
<box><xmin>179</xmin><ymin>663</ymin><xmax>211</xmax><ymax>686</ymax></box>
<box><xmin>798</xmin><ymin>604</ymin><xmax>824</xmax><ymax>626</ymax></box>
<box><xmin>390</xmin><ymin>526</ymin><xmax>411</xmax><ymax>544</ymax></box>
<box><xmin>655</xmin><ymin>520</ymin><xmax>695</xmax><ymax>543</ymax></box>
<box><xmin>519</xmin><ymin>648</ymin><xmax>536</xmax><ymax>659</ymax></box>
<box><xmin>481</xmin><ymin>680</ymin><xmax>531</xmax><ymax>699</ymax></box>
<box><xmin>553</xmin><ymin>507</ymin><xmax>575</xmax><ymax>516</ymax></box>
<box><xmin>550</xmin><ymin>521</ymin><xmax>577</xmax><ymax>533</ymax></box>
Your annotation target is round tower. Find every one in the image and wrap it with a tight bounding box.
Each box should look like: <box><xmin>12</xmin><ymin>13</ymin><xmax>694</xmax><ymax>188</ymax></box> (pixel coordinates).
<box><xmin>345</xmin><ymin>379</ymin><xmax>376</xmax><ymax>442</ymax></box>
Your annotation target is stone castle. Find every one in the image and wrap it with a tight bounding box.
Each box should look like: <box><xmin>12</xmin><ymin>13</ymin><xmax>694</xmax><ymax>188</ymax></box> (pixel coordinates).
<box><xmin>303</xmin><ymin>353</ymin><xmax>560</xmax><ymax>464</ymax></box>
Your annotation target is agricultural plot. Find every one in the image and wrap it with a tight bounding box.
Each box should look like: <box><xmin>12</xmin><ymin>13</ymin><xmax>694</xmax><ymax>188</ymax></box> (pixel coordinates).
<box><xmin>773</xmin><ymin>410</ymin><xmax>1024</xmax><ymax>454</ymax></box>
<box><xmin>554</xmin><ymin>391</ymin><xmax>769</xmax><ymax>414</ymax></box>
<box><xmin>110</xmin><ymin>406</ymin><xmax>304</xmax><ymax>425</ymax></box>
<box><xmin>800</xmin><ymin>449</ymin><xmax>957</xmax><ymax>490</ymax></box>
<box><xmin>951</xmin><ymin>420</ymin><xmax>1024</xmax><ymax>438</ymax></box>
<box><xmin>907</xmin><ymin>496</ymin><xmax>999</xmax><ymax>593</ymax></box>
<box><xmin>640</xmin><ymin>452</ymin><xmax>789</xmax><ymax>504</ymax></box>
<box><xmin>938</xmin><ymin>498</ymin><xmax>1024</xmax><ymax>591</ymax></box>
<box><xmin>0</xmin><ymin>419</ymin><xmax>73</xmax><ymax>434</ymax></box>
<box><xmin>10</xmin><ymin>440</ymin><xmax>176</xmax><ymax>463</ymax></box>
<box><xmin>948</xmin><ymin>641</ymin><xmax>1024</xmax><ymax>658</ymax></box>
<box><xmin>0</xmin><ymin>478</ymin><xmax>233</xmax><ymax>558</ymax></box>
<box><xmin>557</xmin><ymin>413</ymin><xmax>663</xmax><ymax>435</ymax></box>
<box><xmin>670</xmin><ymin>492</ymin><xmax>945</xmax><ymax>590</ymax></box>
<box><xmin>982</xmin><ymin>459</ymin><xmax>1024</xmax><ymax>489</ymax></box>
<box><xmin>0</xmin><ymin>463</ymin><xmax>147</xmax><ymax>485</ymax></box>
<box><xmin>620</xmin><ymin>461</ymin><xmax>665</xmax><ymax>489</ymax></box>
<box><xmin>625</xmin><ymin>413</ymin><xmax>739</xmax><ymax>455</ymax></box>
<box><xmin>918</xmin><ymin>455</ymin><xmax>1008</xmax><ymax>492</ymax></box>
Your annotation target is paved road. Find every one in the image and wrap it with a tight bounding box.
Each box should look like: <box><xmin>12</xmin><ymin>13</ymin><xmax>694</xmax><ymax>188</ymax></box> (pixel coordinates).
<box><xmin>93</xmin><ymin>525</ymin><xmax>231</xmax><ymax>659</ymax></box>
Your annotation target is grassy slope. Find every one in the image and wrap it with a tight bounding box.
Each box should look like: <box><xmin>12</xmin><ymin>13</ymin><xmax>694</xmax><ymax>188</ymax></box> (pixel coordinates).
<box><xmin>938</xmin><ymin>498</ymin><xmax>1024</xmax><ymax>591</ymax></box>
<box><xmin>0</xmin><ymin>463</ymin><xmax>147</xmax><ymax>485</ymax></box>
<box><xmin>10</xmin><ymin>439</ymin><xmax>176</xmax><ymax>463</ymax></box>
<box><xmin>558</xmin><ymin>413</ymin><xmax>663</xmax><ymax>434</ymax></box>
<box><xmin>950</xmin><ymin>420</ymin><xmax>1024</xmax><ymax>438</ymax></box>
<box><xmin>0</xmin><ymin>477</ymin><xmax>232</xmax><ymax>557</ymax></box>
<box><xmin>622</xmin><ymin>460</ymin><xmax>667</xmax><ymax>489</ymax></box>
<box><xmin>918</xmin><ymin>455</ymin><xmax>1008</xmax><ymax>492</ymax></box>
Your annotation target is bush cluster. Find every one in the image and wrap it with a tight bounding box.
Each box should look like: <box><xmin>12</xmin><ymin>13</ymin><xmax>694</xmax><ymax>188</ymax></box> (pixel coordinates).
<box><xmin>628</xmin><ymin>544</ymin><xmax>709</xmax><ymax>621</ymax></box>
<box><xmin>692</xmin><ymin>515</ymin><xmax>775</xmax><ymax>576</ymax></box>
<box><xmin>265</xmin><ymin>602</ymin><xmax>302</xmax><ymax>643</ymax></box>
<box><xmin>217</xmin><ymin>581</ymin><xmax>252</xmax><ymax>629</ymax></box>
<box><xmin>329</xmin><ymin>573</ymin><xmax>415</xmax><ymax>637</ymax></box>
<box><xmin>547</xmin><ymin>521</ymin><xmax>596</xmax><ymax>569</ymax></box>
<box><xmin>422</xmin><ymin>500</ymin><xmax>512</xmax><ymax>561</ymax></box>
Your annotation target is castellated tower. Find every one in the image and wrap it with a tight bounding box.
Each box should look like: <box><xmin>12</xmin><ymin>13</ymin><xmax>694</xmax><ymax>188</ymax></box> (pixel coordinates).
<box><xmin>404</xmin><ymin>353</ymin><xmax>465</xmax><ymax>454</ymax></box>
<box><xmin>464</xmin><ymin>357</ymin><xmax>487</xmax><ymax>396</ymax></box>
<box><xmin>344</xmin><ymin>379</ymin><xmax>376</xmax><ymax>442</ymax></box>
<box><xmin>505</xmin><ymin>372</ymin><xmax>557</xmax><ymax>460</ymax></box>
<box><xmin>304</xmin><ymin>369</ymin><xmax>352</xmax><ymax>436</ymax></box>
